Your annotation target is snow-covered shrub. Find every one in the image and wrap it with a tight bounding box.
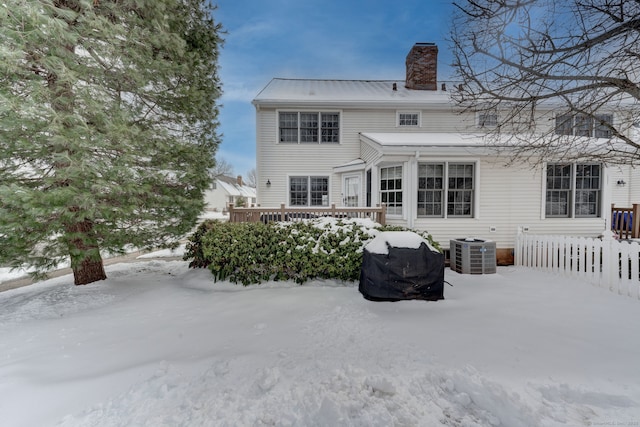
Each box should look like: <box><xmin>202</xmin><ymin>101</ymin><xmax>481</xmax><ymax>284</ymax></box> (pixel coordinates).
<box><xmin>184</xmin><ymin>218</ymin><xmax>440</xmax><ymax>285</ymax></box>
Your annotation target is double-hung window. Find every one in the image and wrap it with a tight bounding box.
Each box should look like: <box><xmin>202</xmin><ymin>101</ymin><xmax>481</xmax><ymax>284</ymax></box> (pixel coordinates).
<box><xmin>289</xmin><ymin>176</ymin><xmax>329</xmax><ymax>206</ymax></box>
<box><xmin>555</xmin><ymin>113</ymin><xmax>613</xmax><ymax>138</ymax></box>
<box><xmin>380</xmin><ymin>166</ymin><xmax>403</xmax><ymax>215</ymax></box>
<box><xmin>418</xmin><ymin>162</ymin><xmax>475</xmax><ymax>218</ymax></box>
<box><xmin>545</xmin><ymin>164</ymin><xmax>601</xmax><ymax>217</ymax></box>
<box><xmin>279</xmin><ymin>112</ymin><xmax>340</xmax><ymax>143</ymax></box>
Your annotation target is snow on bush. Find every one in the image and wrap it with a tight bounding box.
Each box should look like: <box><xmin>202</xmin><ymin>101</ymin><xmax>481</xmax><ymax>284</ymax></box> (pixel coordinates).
<box><xmin>183</xmin><ymin>218</ymin><xmax>441</xmax><ymax>285</ymax></box>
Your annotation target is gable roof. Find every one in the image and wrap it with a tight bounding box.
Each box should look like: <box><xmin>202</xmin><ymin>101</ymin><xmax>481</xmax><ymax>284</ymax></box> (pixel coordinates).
<box><xmin>252</xmin><ymin>78</ymin><xmax>452</xmax><ymax>109</ymax></box>
<box><xmin>215</xmin><ymin>175</ymin><xmax>256</xmax><ymax>199</ymax></box>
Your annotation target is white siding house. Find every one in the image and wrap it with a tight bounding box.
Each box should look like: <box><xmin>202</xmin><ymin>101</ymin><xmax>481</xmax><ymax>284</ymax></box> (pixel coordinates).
<box><xmin>252</xmin><ymin>43</ymin><xmax>640</xmax><ymax>264</ymax></box>
<box><xmin>204</xmin><ymin>175</ymin><xmax>257</xmax><ymax>212</ymax></box>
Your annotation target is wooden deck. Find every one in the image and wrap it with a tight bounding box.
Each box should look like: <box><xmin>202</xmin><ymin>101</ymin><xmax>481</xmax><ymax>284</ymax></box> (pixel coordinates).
<box><xmin>611</xmin><ymin>203</ymin><xmax>640</xmax><ymax>239</ymax></box>
<box><xmin>228</xmin><ymin>203</ymin><xmax>386</xmax><ymax>226</ymax></box>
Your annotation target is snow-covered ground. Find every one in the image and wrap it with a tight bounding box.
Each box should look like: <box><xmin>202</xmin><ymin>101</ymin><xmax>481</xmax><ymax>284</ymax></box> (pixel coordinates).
<box><xmin>1</xmin><ymin>251</ymin><xmax>639</xmax><ymax>426</ymax></box>
<box><xmin>0</xmin><ymin>211</ymin><xmax>227</xmax><ymax>284</ymax></box>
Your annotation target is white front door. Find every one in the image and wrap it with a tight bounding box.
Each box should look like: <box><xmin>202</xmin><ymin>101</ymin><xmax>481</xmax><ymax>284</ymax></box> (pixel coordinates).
<box><xmin>343</xmin><ymin>175</ymin><xmax>360</xmax><ymax>207</ymax></box>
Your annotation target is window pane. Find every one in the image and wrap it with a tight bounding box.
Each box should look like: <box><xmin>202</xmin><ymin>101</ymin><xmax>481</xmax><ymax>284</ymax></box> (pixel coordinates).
<box><xmin>478</xmin><ymin>111</ymin><xmax>497</xmax><ymax>127</ymax></box>
<box><xmin>289</xmin><ymin>177</ymin><xmax>308</xmax><ymax>206</ymax></box>
<box><xmin>574</xmin><ymin>114</ymin><xmax>593</xmax><ymax>136</ymax></box>
<box><xmin>279</xmin><ymin>112</ymin><xmax>298</xmax><ymax>143</ymax></box>
<box><xmin>575</xmin><ymin>164</ymin><xmax>600</xmax><ymax>217</ymax></box>
<box><xmin>399</xmin><ymin>112</ymin><xmax>419</xmax><ymax>126</ymax></box>
<box><xmin>595</xmin><ymin>114</ymin><xmax>613</xmax><ymax>138</ymax></box>
<box><xmin>321</xmin><ymin>113</ymin><xmax>340</xmax><ymax>143</ymax></box>
<box><xmin>310</xmin><ymin>177</ymin><xmax>329</xmax><ymax>206</ymax></box>
<box><xmin>555</xmin><ymin>114</ymin><xmax>573</xmax><ymax>136</ymax></box>
<box><xmin>447</xmin><ymin>163</ymin><xmax>474</xmax><ymax>217</ymax></box>
<box><xmin>380</xmin><ymin>166</ymin><xmax>402</xmax><ymax>215</ymax></box>
<box><xmin>300</xmin><ymin>113</ymin><xmax>318</xmax><ymax>143</ymax></box>
<box><xmin>418</xmin><ymin>163</ymin><xmax>444</xmax><ymax>217</ymax></box>
<box><xmin>546</xmin><ymin>190</ymin><xmax>570</xmax><ymax>216</ymax></box>
<box><xmin>545</xmin><ymin>164</ymin><xmax>572</xmax><ymax>217</ymax></box>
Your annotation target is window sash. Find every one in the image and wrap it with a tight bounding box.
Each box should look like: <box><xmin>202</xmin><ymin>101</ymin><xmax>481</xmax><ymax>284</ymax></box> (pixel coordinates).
<box><xmin>279</xmin><ymin>112</ymin><xmax>298</xmax><ymax>143</ymax></box>
<box><xmin>380</xmin><ymin>166</ymin><xmax>403</xmax><ymax>215</ymax></box>
<box><xmin>417</xmin><ymin>163</ymin><xmax>444</xmax><ymax>217</ymax></box>
<box><xmin>300</xmin><ymin>113</ymin><xmax>318</xmax><ymax>143</ymax></box>
<box><xmin>594</xmin><ymin>114</ymin><xmax>613</xmax><ymax>138</ymax></box>
<box><xmin>447</xmin><ymin>164</ymin><xmax>474</xmax><ymax>217</ymax></box>
<box><xmin>321</xmin><ymin>113</ymin><xmax>340</xmax><ymax>143</ymax></box>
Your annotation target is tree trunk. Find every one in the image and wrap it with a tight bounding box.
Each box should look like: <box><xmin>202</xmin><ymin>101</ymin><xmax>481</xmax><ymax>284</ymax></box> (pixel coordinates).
<box><xmin>73</xmin><ymin>255</ymin><xmax>107</xmax><ymax>286</ymax></box>
<box><xmin>67</xmin><ymin>217</ymin><xmax>107</xmax><ymax>285</ymax></box>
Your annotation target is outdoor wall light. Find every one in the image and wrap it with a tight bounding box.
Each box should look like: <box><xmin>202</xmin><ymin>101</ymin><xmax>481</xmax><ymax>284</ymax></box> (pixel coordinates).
<box><xmin>266</xmin><ymin>179</ymin><xmax>271</xmax><ymax>187</ymax></box>
<box><xmin>617</xmin><ymin>180</ymin><xmax>626</xmax><ymax>186</ymax></box>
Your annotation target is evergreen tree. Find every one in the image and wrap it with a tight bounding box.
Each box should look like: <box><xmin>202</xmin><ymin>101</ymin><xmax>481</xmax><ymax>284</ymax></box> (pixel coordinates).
<box><xmin>0</xmin><ymin>0</ymin><xmax>223</xmax><ymax>285</ymax></box>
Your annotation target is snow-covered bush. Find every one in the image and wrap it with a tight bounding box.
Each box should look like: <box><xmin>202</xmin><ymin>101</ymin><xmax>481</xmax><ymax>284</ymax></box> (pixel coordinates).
<box><xmin>184</xmin><ymin>218</ymin><xmax>440</xmax><ymax>285</ymax></box>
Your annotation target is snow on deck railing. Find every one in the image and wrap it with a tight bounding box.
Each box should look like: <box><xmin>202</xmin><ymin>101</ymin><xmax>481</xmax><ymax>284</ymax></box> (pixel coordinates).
<box><xmin>515</xmin><ymin>231</ymin><xmax>640</xmax><ymax>299</ymax></box>
<box><xmin>227</xmin><ymin>203</ymin><xmax>387</xmax><ymax>226</ymax></box>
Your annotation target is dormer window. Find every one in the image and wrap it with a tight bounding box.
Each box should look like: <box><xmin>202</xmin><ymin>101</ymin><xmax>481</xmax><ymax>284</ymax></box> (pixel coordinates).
<box><xmin>397</xmin><ymin>111</ymin><xmax>420</xmax><ymax>127</ymax></box>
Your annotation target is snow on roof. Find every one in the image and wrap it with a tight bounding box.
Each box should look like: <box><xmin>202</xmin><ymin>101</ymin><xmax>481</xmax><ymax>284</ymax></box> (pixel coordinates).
<box><xmin>365</xmin><ymin>231</ymin><xmax>439</xmax><ymax>255</ymax></box>
<box><xmin>361</xmin><ymin>132</ymin><xmax>488</xmax><ymax>147</ymax></box>
<box><xmin>215</xmin><ymin>175</ymin><xmax>256</xmax><ymax>198</ymax></box>
<box><xmin>333</xmin><ymin>158</ymin><xmax>366</xmax><ymax>172</ymax></box>
<box><xmin>253</xmin><ymin>78</ymin><xmax>452</xmax><ymax>107</ymax></box>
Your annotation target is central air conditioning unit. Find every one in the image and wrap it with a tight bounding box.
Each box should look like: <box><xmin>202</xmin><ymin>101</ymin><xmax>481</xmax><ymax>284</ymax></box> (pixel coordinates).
<box><xmin>450</xmin><ymin>238</ymin><xmax>497</xmax><ymax>274</ymax></box>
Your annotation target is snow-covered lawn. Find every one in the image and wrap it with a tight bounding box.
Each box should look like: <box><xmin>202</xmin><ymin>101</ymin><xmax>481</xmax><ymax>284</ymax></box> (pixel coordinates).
<box><xmin>1</xmin><ymin>256</ymin><xmax>639</xmax><ymax>426</ymax></box>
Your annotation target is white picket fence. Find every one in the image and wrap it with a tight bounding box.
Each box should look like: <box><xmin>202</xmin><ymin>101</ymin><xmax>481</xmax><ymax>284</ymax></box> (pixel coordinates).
<box><xmin>515</xmin><ymin>232</ymin><xmax>640</xmax><ymax>299</ymax></box>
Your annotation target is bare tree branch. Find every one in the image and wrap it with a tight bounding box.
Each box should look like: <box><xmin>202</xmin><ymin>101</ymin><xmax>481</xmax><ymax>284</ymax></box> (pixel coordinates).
<box><xmin>450</xmin><ymin>0</ymin><xmax>640</xmax><ymax>166</ymax></box>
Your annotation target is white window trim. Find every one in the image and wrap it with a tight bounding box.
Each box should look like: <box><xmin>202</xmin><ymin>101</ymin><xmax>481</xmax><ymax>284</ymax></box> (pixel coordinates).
<box><xmin>276</xmin><ymin>109</ymin><xmax>342</xmax><ymax>144</ymax></box>
<box><xmin>286</xmin><ymin>174</ymin><xmax>331</xmax><ymax>207</ymax></box>
<box><xmin>396</xmin><ymin>111</ymin><xmax>421</xmax><ymax>128</ymax></box>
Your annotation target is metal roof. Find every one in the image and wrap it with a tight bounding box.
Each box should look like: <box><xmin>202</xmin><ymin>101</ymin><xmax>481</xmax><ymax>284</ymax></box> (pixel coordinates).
<box><xmin>253</xmin><ymin>78</ymin><xmax>452</xmax><ymax>108</ymax></box>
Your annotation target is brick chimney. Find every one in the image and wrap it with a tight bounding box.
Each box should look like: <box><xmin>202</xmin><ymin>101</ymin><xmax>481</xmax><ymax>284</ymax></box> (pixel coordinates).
<box><xmin>236</xmin><ymin>175</ymin><xmax>243</xmax><ymax>186</ymax></box>
<box><xmin>405</xmin><ymin>42</ymin><xmax>438</xmax><ymax>91</ymax></box>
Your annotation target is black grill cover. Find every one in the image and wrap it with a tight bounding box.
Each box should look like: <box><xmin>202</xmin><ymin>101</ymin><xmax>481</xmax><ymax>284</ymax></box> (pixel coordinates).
<box><xmin>359</xmin><ymin>242</ymin><xmax>444</xmax><ymax>302</ymax></box>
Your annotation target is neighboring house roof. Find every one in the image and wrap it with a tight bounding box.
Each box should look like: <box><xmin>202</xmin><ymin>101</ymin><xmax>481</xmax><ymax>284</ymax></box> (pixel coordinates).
<box><xmin>253</xmin><ymin>78</ymin><xmax>452</xmax><ymax>108</ymax></box>
<box><xmin>215</xmin><ymin>175</ymin><xmax>256</xmax><ymax>199</ymax></box>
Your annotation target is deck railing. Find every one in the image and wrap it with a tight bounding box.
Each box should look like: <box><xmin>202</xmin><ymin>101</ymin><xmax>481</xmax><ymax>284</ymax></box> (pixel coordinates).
<box><xmin>228</xmin><ymin>203</ymin><xmax>386</xmax><ymax>226</ymax></box>
<box><xmin>612</xmin><ymin>204</ymin><xmax>640</xmax><ymax>239</ymax></box>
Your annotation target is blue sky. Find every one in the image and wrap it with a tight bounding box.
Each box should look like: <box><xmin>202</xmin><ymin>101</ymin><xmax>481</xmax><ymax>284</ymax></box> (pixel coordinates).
<box><xmin>213</xmin><ymin>0</ymin><xmax>456</xmax><ymax>177</ymax></box>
